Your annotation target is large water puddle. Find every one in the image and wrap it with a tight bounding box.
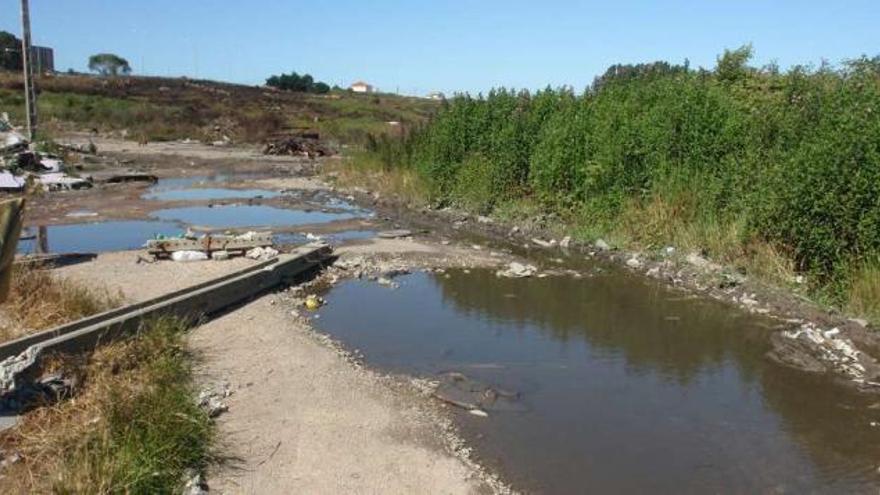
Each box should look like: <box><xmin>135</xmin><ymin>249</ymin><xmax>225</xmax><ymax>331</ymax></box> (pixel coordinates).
<box><xmin>144</xmin><ymin>187</ymin><xmax>281</xmax><ymax>201</ymax></box>
<box><xmin>315</xmin><ymin>268</ymin><xmax>880</xmax><ymax>493</ymax></box>
<box><xmin>18</xmin><ymin>221</ymin><xmax>184</xmax><ymax>254</ymax></box>
<box><xmin>152</xmin><ymin>205</ymin><xmax>360</xmax><ymax>229</ymax></box>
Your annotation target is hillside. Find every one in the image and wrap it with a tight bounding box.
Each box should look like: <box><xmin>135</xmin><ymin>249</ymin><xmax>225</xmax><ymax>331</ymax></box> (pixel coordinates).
<box><xmin>0</xmin><ymin>72</ymin><xmax>438</xmax><ymax>144</ymax></box>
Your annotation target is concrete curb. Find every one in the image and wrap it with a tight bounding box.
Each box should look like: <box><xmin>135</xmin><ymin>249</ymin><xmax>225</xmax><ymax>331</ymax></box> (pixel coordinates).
<box><xmin>0</xmin><ymin>242</ymin><xmax>332</xmax><ymax>396</ymax></box>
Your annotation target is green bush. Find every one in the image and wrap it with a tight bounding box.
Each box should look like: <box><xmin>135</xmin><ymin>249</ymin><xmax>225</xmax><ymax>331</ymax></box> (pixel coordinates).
<box><xmin>365</xmin><ymin>47</ymin><xmax>880</xmax><ymax>296</ymax></box>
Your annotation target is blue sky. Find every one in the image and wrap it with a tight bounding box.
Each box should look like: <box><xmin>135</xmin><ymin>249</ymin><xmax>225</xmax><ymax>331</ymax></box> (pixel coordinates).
<box><xmin>1</xmin><ymin>1</ymin><xmax>878</xmax><ymax>95</ymax></box>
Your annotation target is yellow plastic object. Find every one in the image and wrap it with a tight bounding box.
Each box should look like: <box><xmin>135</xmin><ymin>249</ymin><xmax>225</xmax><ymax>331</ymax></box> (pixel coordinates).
<box><xmin>304</xmin><ymin>295</ymin><xmax>321</xmax><ymax>311</ymax></box>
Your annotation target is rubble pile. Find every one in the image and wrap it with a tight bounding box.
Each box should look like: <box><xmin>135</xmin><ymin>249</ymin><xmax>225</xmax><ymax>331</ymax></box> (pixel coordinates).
<box><xmin>262</xmin><ymin>134</ymin><xmax>334</xmax><ymax>158</ymax></box>
<box><xmin>1</xmin><ymin>114</ymin><xmax>92</xmax><ymax>192</ymax></box>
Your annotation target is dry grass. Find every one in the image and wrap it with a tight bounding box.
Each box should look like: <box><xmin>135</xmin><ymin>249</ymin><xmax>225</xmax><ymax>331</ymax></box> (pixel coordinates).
<box><xmin>0</xmin><ymin>265</ymin><xmax>122</xmax><ymax>342</ymax></box>
<box><xmin>0</xmin><ymin>318</ymin><xmax>212</xmax><ymax>494</ymax></box>
<box><xmin>846</xmin><ymin>260</ymin><xmax>880</xmax><ymax>323</ymax></box>
<box><xmin>609</xmin><ymin>194</ymin><xmax>797</xmax><ymax>287</ymax></box>
<box><xmin>329</xmin><ymin>153</ymin><xmax>429</xmax><ymax>207</ymax></box>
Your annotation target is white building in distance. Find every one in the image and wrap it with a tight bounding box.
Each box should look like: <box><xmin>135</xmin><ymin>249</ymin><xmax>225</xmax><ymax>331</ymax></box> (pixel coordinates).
<box><xmin>350</xmin><ymin>81</ymin><xmax>374</xmax><ymax>93</ymax></box>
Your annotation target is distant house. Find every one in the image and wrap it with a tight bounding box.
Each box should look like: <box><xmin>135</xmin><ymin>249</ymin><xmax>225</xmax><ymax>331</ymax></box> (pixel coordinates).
<box><xmin>427</xmin><ymin>91</ymin><xmax>445</xmax><ymax>101</ymax></box>
<box><xmin>350</xmin><ymin>81</ymin><xmax>374</xmax><ymax>93</ymax></box>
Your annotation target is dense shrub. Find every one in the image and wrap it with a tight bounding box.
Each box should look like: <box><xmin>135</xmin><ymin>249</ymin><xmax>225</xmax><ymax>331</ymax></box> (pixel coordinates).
<box><xmin>367</xmin><ymin>47</ymin><xmax>880</xmax><ymax>289</ymax></box>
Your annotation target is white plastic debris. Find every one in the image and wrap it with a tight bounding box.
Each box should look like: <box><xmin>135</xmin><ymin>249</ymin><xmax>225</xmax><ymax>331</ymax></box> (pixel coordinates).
<box><xmin>171</xmin><ymin>250</ymin><xmax>209</xmax><ymax>262</ymax></box>
<box><xmin>246</xmin><ymin>246</ymin><xmax>279</xmax><ymax>261</ymax></box>
<box><xmin>0</xmin><ymin>170</ymin><xmax>25</xmax><ymax>191</ymax></box>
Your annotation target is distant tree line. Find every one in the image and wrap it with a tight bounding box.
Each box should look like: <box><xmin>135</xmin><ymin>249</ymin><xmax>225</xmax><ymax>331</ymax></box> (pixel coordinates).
<box><xmin>265</xmin><ymin>71</ymin><xmax>330</xmax><ymax>94</ymax></box>
<box><xmin>0</xmin><ymin>31</ymin><xmax>22</xmax><ymax>71</ymax></box>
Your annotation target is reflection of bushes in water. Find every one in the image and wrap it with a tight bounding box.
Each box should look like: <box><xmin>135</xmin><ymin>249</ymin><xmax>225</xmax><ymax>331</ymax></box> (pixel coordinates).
<box><xmin>757</xmin><ymin>364</ymin><xmax>880</xmax><ymax>482</ymax></box>
<box><xmin>431</xmin><ymin>269</ymin><xmax>767</xmax><ymax>386</ymax></box>
<box><xmin>366</xmin><ymin>49</ymin><xmax>880</xmax><ymax>315</ymax></box>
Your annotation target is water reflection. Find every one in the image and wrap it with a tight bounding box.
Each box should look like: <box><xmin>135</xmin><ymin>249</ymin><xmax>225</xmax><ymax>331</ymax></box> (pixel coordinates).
<box><xmin>316</xmin><ymin>269</ymin><xmax>880</xmax><ymax>493</ymax></box>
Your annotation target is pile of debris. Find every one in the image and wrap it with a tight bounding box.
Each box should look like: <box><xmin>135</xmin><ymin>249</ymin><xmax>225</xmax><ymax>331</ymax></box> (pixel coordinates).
<box><xmin>1</xmin><ymin>114</ymin><xmax>91</xmax><ymax>192</ymax></box>
<box><xmin>262</xmin><ymin>132</ymin><xmax>334</xmax><ymax>158</ymax></box>
<box><xmin>145</xmin><ymin>230</ymin><xmax>279</xmax><ymax>261</ymax></box>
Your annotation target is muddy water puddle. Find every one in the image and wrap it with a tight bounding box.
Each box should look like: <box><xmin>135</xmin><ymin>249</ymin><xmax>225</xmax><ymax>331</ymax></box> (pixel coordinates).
<box><xmin>18</xmin><ymin>221</ymin><xmax>185</xmax><ymax>254</ymax></box>
<box><xmin>20</xmin><ymin>175</ymin><xmax>375</xmax><ymax>254</ymax></box>
<box><xmin>144</xmin><ymin>187</ymin><xmax>281</xmax><ymax>201</ymax></box>
<box><xmin>315</xmin><ymin>268</ymin><xmax>880</xmax><ymax>493</ymax></box>
<box><xmin>152</xmin><ymin>204</ymin><xmax>360</xmax><ymax>229</ymax></box>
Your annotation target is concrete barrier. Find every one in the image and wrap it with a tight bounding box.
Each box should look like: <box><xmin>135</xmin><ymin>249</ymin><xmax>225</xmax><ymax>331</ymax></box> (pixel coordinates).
<box><xmin>0</xmin><ymin>242</ymin><xmax>332</xmax><ymax>395</ymax></box>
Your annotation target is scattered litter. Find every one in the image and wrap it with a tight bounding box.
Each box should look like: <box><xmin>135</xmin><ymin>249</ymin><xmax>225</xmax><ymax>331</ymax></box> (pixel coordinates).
<box><xmin>469</xmin><ymin>409</ymin><xmax>489</xmax><ymax>418</ymax></box>
<box><xmin>197</xmin><ymin>386</ymin><xmax>230</xmax><ymax>418</ymax></box>
<box><xmin>532</xmin><ymin>238</ymin><xmax>557</xmax><ymax>248</ymax></box>
<box><xmin>559</xmin><ymin>236</ymin><xmax>572</xmax><ymax>249</ymax></box>
<box><xmin>262</xmin><ymin>134</ymin><xmax>333</xmax><ymax>158</ymax></box>
<box><xmin>779</xmin><ymin>323</ymin><xmax>866</xmax><ymax>380</ymax></box>
<box><xmin>171</xmin><ymin>250</ymin><xmax>209</xmax><ymax>262</ymax></box>
<box><xmin>0</xmin><ymin>171</ymin><xmax>24</xmax><ymax>192</ymax></box>
<box><xmin>245</xmin><ymin>246</ymin><xmax>279</xmax><ymax>261</ymax></box>
<box><xmin>304</xmin><ymin>294</ymin><xmax>323</xmax><ymax>310</ymax></box>
<box><xmin>65</xmin><ymin>210</ymin><xmax>99</xmax><ymax>218</ymax></box>
<box><xmin>181</xmin><ymin>468</ymin><xmax>208</xmax><ymax>495</ymax></box>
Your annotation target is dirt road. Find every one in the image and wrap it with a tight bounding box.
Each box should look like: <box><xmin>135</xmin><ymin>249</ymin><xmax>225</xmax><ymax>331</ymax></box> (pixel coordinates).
<box><xmin>52</xmin><ymin>236</ymin><xmax>507</xmax><ymax>494</ymax></box>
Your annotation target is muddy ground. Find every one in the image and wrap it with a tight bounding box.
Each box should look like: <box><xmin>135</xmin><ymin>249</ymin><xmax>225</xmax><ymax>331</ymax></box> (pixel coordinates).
<box><xmin>12</xmin><ymin>136</ymin><xmax>880</xmax><ymax>492</ymax></box>
<box><xmin>20</xmin><ymin>138</ymin><xmax>513</xmax><ymax>493</ymax></box>
<box><xmin>23</xmin><ymin>135</ymin><xmax>880</xmax><ymax>394</ymax></box>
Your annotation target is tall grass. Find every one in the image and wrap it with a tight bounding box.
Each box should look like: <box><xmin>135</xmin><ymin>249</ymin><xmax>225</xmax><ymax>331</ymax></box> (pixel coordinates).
<box><xmin>358</xmin><ymin>47</ymin><xmax>880</xmax><ymax>316</ymax></box>
<box><xmin>0</xmin><ymin>264</ymin><xmax>122</xmax><ymax>342</ymax></box>
<box><xmin>0</xmin><ymin>318</ymin><xmax>213</xmax><ymax>494</ymax></box>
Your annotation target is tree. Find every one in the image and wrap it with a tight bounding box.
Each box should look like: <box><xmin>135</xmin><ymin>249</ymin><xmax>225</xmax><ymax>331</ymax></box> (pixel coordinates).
<box><xmin>0</xmin><ymin>31</ymin><xmax>22</xmax><ymax>71</ymax></box>
<box><xmin>715</xmin><ymin>44</ymin><xmax>753</xmax><ymax>83</ymax></box>
<box><xmin>265</xmin><ymin>71</ymin><xmax>331</xmax><ymax>94</ymax></box>
<box><xmin>591</xmin><ymin>60</ymin><xmax>689</xmax><ymax>92</ymax></box>
<box><xmin>88</xmin><ymin>53</ymin><xmax>131</xmax><ymax>76</ymax></box>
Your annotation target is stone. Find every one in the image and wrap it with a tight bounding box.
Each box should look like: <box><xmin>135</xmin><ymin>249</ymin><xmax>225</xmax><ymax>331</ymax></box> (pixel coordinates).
<box><xmin>594</xmin><ymin>239</ymin><xmax>611</xmax><ymax>251</ymax></box>
<box><xmin>626</xmin><ymin>257</ymin><xmax>642</xmax><ymax>269</ymax></box>
<box><xmin>849</xmin><ymin>318</ymin><xmax>869</xmax><ymax>328</ymax></box>
<box><xmin>377</xmin><ymin>229</ymin><xmax>412</xmax><ymax>239</ymax></box>
<box><xmin>212</xmin><ymin>250</ymin><xmax>230</xmax><ymax>261</ymax></box>
<box><xmin>532</xmin><ymin>238</ymin><xmax>557</xmax><ymax>248</ymax></box>
<box><xmin>496</xmin><ymin>262</ymin><xmax>538</xmax><ymax>278</ymax></box>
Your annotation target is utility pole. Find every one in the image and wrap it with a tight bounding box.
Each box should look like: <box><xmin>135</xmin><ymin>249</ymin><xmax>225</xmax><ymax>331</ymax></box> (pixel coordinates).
<box><xmin>20</xmin><ymin>0</ymin><xmax>37</xmax><ymax>141</ymax></box>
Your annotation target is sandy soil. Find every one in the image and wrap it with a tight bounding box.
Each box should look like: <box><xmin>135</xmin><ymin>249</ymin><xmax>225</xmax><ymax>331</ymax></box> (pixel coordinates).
<box><xmin>53</xmin><ymin>251</ymin><xmax>260</xmax><ymax>303</ymax></box>
<box><xmin>50</xmin><ymin>237</ymin><xmax>508</xmax><ymax>494</ymax></box>
<box><xmin>190</xmin><ymin>297</ymin><xmax>490</xmax><ymax>494</ymax></box>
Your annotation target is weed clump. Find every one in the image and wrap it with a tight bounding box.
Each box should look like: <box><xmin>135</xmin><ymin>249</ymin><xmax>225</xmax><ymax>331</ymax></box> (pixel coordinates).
<box><xmin>0</xmin><ymin>318</ymin><xmax>213</xmax><ymax>494</ymax></box>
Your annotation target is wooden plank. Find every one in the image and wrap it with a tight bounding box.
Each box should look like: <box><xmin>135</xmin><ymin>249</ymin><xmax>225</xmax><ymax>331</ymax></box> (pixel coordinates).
<box><xmin>146</xmin><ymin>233</ymin><xmax>274</xmax><ymax>256</ymax></box>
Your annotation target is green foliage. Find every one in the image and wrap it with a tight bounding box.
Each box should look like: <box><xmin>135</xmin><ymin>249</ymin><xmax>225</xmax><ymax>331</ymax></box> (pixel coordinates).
<box><xmin>58</xmin><ymin>319</ymin><xmax>212</xmax><ymax>493</ymax></box>
<box><xmin>87</xmin><ymin>53</ymin><xmax>131</xmax><ymax>76</ymax></box>
<box><xmin>266</xmin><ymin>71</ymin><xmax>330</xmax><ymax>93</ymax></box>
<box><xmin>0</xmin><ymin>31</ymin><xmax>21</xmax><ymax>71</ymax></box>
<box><xmin>365</xmin><ymin>46</ymin><xmax>880</xmax><ymax>300</ymax></box>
